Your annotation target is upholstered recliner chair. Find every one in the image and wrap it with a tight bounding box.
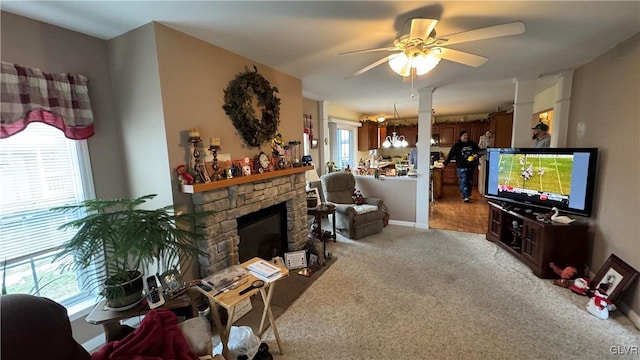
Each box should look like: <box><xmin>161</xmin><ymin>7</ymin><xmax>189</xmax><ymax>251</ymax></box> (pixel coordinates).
<box><xmin>0</xmin><ymin>294</ymin><xmax>91</xmax><ymax>360</ymax></box>
<box><xmin>321</xmin><ymin>172</ymin><xmax>385</xmax><ymax>239</ymax></box>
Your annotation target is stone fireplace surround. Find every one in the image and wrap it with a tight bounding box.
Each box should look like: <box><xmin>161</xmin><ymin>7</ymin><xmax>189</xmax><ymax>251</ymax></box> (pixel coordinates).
<box><xmin>187</xmin><ymin>170</ymin><xmax>308</xmax><ymax>277</ymax></box>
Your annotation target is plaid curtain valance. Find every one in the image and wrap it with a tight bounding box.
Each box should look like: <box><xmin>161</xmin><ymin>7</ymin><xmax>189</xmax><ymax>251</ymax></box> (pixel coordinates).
<box><xmin>1</xmin><ymin>61</ymin><xmax>94</xmax><ymax>140</ymax></box>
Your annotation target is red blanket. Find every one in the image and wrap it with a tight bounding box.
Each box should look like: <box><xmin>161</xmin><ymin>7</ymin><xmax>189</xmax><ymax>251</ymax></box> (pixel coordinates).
<box><xmin>92</xmin><ymin>308</ymin><xmax>200</xmax><ymax>360</ymax></box>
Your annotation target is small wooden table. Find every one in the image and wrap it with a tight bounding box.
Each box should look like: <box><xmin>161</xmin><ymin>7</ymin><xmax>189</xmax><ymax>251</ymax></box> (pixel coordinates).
<box><xmin>196</xmin><ymin>257</ymin><xmax>289</xmax><ymax>360</ymax></box>
<box><xmin>307</xmin><ymin>203</ymin><xmax>336</xmax><ymax>258</ymax></box>
<box><xmin>86</xmin><ymin>290</ymin><xmax>200</xmax><ymax>342</ymax></box>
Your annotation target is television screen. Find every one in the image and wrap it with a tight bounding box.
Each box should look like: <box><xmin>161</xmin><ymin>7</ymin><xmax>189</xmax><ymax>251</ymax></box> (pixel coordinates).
<box><xmin>484</xmin><ymin>148</ymin><xmax>598</xmax><ymax>217</ymax></box>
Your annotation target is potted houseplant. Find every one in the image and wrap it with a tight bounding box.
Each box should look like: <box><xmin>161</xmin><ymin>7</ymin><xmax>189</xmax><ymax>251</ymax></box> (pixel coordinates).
<box><xmin>52</xmin><ymin>194</ymin><xmax>215</xmax><ymax>308</ymax></box>
<box><xmin>326</xmin><ymin>161</ymin><xmax>335</xmax><ymax>173</ymax></box>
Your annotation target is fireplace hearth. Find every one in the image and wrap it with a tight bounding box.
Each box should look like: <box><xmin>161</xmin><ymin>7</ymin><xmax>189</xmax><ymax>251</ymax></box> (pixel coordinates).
<box><xmin>189</xmin><ymin>170</ymin><xmax>308</xmax><ymax>276</ymax></box>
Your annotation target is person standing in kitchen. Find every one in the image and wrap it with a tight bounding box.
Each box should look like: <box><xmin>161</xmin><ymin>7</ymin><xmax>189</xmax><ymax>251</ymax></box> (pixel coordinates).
<box><xmin>444</xmin><ymin>130</ymin><xmax>480</xmax><ymax>203</ymax></box>
<box><xmin>531</xmin><ymin>123</ymin><xmax>551</xmax><ymax>148</ymax></box>
<box><xmin>409</xmin><ymin>135</ymin><xmax>418</xmax><ymax>171</ymax></box>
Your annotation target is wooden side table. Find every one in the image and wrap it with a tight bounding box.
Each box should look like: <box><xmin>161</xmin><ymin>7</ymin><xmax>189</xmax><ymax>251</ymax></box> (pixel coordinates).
<box><xmin>196</xmin><ymin>257</ymin><xmax>289</xmax><ymax>359</ymax></box>
<box><xmin>86</xmin><ymin>290</ymin><xmax>200</xmax><ymax>342</ymax></box>
<box><xmin>307</xmin><ymin>203</ymin><xmax>336</xmax><ymax>258</ymax></box>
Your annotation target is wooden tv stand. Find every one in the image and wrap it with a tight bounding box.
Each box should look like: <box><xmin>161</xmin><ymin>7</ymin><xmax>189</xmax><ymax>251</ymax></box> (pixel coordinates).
<box><xmin>486</xmin><ymin>202</ymin><xmax>589</xmax><ymax>279</ymax></box>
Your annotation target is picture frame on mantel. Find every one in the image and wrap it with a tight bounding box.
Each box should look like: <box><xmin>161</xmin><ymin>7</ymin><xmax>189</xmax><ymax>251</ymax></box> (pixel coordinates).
<box><xmin>590</xmin><ymin>254</ymin><xmax>639</xmax><ymax>302</ymax></box>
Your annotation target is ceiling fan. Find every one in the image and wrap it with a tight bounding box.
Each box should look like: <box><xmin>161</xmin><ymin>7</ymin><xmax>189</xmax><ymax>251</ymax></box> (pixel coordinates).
<box><xmin>340</xmin><ymin>18</ymin><xmax>525</xmax><ymax>79</ymax></box>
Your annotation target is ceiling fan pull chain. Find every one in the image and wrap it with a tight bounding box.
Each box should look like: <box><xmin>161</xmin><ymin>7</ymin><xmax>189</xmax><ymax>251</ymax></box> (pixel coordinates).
<box><xmin>410</xmin><ymin>69</ymin><xmax>416</xmax><ymax>98</ymax></box>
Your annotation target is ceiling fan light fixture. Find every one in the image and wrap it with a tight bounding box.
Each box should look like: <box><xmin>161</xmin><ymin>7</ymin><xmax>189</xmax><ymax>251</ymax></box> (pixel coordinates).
<box><xmin>389</xmin><ymin>52</ymin><xmax>412</xmax><ymax>76</ymax></box>
<box><xmin>414</xmin><ymin>49</ymin><xmax>442</xmax><ymax>75</ymax></box>
<box><xmin>389</xmin><ymin>48</ymin><xmax>441</xmax><ymax>77</ymax></box>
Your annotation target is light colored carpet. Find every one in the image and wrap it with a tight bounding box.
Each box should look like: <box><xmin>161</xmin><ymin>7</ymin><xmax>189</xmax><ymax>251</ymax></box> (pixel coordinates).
<box><xmin>259</xmin><ymin>225</ymin><xmax>639</xmax><ymax>360</ymax></box>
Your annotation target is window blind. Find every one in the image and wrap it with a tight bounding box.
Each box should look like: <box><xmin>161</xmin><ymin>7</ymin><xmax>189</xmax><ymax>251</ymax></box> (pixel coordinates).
<box><xmin>0</xmin><ymin>123</ymin><xmax>92</xmax><ymax>263</ymax></box>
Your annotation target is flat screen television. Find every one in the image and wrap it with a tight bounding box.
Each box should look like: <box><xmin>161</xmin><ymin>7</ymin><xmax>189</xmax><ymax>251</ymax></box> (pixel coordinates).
<box><xmin>483</xmin><ymin>147</ymin><xmax>598</xmax><ymax>217</ymax></box>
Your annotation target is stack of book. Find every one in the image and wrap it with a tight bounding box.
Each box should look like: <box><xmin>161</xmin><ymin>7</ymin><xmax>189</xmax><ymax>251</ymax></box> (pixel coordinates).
<box><xmin>247</xmin><ymin>260</ymin><xmax>283</xmax><ymax>282</ymax></box>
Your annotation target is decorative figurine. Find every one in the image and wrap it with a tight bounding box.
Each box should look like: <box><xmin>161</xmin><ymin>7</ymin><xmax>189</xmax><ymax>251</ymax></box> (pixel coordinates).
<box><xmin>242</xmin><ymin>157</ymin><xmax>252</xmax><ymax>176</ymax></box>
<box><xmin>586</xmin><ymin>284</ymin><xmax>616</xmax><ymax>319</ymax></box>
<box><xmin>175</xmin><ymin>165</ymin><xmax>194</xmax><ymax>185</ymax></box>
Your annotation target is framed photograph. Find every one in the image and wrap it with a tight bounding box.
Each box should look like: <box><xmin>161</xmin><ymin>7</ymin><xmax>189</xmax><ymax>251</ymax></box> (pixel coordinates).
<box><xmin>205</xmin><ymin>153</ymin><xmax>232</xmax><ymax>177</ymax></box>
<box><xmin>284</xmin><ymin>250</ymin><xmax>307</xmax><ymax>270</ymax></box>
<box><xmin>591</xmin><ymin>254</ymin><xmax>639</xmax><ymax>302</ymax></box>
<box><xmin>217</xmin><ymin>153</ymin><xmax>232</xmax><ymax>170</ymax></box>
<box><xmin>311</xmin><ymin>139</ymin><xmax>318</xmax><ymax>149</ymax></box>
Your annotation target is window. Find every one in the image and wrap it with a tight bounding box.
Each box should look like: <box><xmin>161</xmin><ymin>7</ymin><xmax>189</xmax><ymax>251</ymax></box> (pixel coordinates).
<box><xmin>0</xmin><ymin>123</ymin><xmax>96</xmax><ymax>306</ymax></box>
<box><xmin>328</xmin><ymin>119</ymin><xmax>359</xmax><ymax>170</ymax></box>
<box><xmin>337</xmin><ymin>129</ymin><xmax>353</xmax><ymax>169</ymax></box>
<box><xmin>303</xmin><ymin>133</ymin><xmax>310</xmax><ymax>155</ymax></box>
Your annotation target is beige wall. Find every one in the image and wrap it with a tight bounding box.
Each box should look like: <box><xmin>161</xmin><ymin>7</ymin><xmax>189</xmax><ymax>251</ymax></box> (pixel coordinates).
<box><xmin>569</xmin><ymin>33</ymin><xmax>640</xmax><ymax>318</ymax></box>
<box><xmin>152</xmin><ymin>23</ymin><xmax>304</xmax><ymax>279</ymax></box>
<box><xmin>303</xmin><ymin>97</ymin><xmax>320</xmax><ymax>167</ymax></box>
<box><xmin>153</xmin><ymin>23</ymin><xmax>303</xmax><ymax>212</ymax></box>
<box><xmin>533</xmin><ymin>86</ymin><xmax>556</xmax><ymax>114</ymax></box>
<box><xmin>0</xmin><ymin>12</ymin><xmax>128</xmax><ymax>202</ymax></box>
<box><xmin>1</xmin><ymin>11</ymin><xmax>128</xmax><ymax>345</ymax></box>
<box><xmin>108</xmin><ymin>23</ymin><xmax>173</xmax><ymax>209</ymax></box>
<box><xmin>327</xmin><ymin>103</ymin><xmax>360</xmax><ymax>121</ymax></box>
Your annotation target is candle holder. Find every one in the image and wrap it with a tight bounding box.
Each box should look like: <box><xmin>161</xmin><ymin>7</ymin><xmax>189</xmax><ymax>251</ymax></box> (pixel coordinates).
<box><xmin>190</xmin><ymin>136</ymin><xmax>211</xmax><ymax>184</ymax></box>
<box><xmin>208</xmin><ymin>145</ymin><xmax>223</xmax><ymax>181</ymax></box>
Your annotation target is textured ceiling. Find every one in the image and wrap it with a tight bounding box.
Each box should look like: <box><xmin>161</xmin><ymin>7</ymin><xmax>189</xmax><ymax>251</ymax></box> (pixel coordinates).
<box><xmin>2</xmin><ymin>1</ymin><xmax>639</xmax><ymax>117</ymax></box>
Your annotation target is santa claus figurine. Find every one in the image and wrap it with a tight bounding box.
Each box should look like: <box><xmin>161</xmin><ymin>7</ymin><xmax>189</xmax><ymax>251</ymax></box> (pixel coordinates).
<box><xmin>176</xmin><ymin>164</ymin><xmax>194</xmax><ymax>185</ymax></box>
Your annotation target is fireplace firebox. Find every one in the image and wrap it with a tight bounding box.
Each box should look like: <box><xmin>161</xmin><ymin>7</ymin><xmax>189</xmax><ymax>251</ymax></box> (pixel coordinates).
<box><xmin>237</xmin><ymin>202</ymin><xmax>287</xmax><ymax>263</ymax></box>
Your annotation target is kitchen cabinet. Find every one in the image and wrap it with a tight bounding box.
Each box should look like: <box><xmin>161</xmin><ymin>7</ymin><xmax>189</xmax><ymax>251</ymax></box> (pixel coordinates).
<box><xmin>437</xmin><ymin>121</ymin><xmax>484</xmax><ymax>146</ymax></box>
<box><xmin>442</xmin><ymin>163</ymin><xmax>479</xmax><ymax>186</ymax></box>
<box><xmin>358</xmin><ymin>122</ymin><xmax>383</xmax><ymax>151</ymax></box>
<box><xmin>442</xmin><ymin>164</ymin><xmax>457</xmax><ymax>185</ymax></box>
<box><xmin>431</xmin><ymin>167</ymin><xmax>443</xmax><ymax>199</ymax></box>
<box><xmin>398</xmin><ymin>125</ymin><xmax>418</xmax><ymax>147</ymax></box>
<box><xmin>431</xmin><ymin>124</ymin><xmax>440</xmax><ymax>145</ymax></box>
<box><xmin>485</xmin><ymin>112</ymin><xmax>513</xmax><ymax>148</ymax></box>
<box><xmin>438</xmin><ymin>124</ymin><xmax>457</xmax><ymax>146</ymax></box>
<box><xmin>463</xmin><ymin>121</ymin><xmax>485</xmax><ymax>144</ymax></box>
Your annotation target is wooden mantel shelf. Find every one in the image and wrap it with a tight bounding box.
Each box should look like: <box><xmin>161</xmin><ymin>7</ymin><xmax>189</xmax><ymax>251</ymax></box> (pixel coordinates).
<box><xmin>181</xmin><ymin>166</ymin><xmax>313</xmax><ymax>194</ymax></box>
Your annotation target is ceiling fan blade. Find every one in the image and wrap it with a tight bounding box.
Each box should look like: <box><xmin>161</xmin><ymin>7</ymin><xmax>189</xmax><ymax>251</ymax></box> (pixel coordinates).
<box><xmin>437</xmin><ymin>21</ymin><xmax>525</xmax><ymax>46</ymax></box>
<box><xmin>338</xmin><ymin>47</ymin><xmax>398</xmax><ymax>55</ymax></box>
<box><xmin>440</xmin><ymin>48</ymin><xmax>488</xmax><ymax>67</ymax></box>
<box><xmin>409</xmin><ymin>18</ymin><xmax>438</xmax><ymax>40</ymax></box>
<box><xmin>345</xmin><ymin>54</ymin><xmax>399</xmax><ymax>79</ymax></box>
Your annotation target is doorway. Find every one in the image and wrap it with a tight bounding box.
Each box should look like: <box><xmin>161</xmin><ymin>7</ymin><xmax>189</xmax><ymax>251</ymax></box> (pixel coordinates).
<box><xmin>429</xmin><ymin>185</ymin><xmax>489</xmax><ymax>234</ymax></box>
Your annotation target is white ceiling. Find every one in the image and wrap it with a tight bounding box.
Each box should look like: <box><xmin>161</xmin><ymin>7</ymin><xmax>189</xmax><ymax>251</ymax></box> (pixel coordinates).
<box><xmin>2</xmin><ymin>1</ymin><xmax>639</xmax><ymax>117</ymax></box>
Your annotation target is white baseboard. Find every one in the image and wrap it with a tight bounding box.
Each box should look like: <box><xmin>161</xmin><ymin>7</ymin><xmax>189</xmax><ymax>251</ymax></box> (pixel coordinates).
<box><xmin>388</xmin><ymin>220</ymin><xmax>415</xmax><ymax>227</ymax></box>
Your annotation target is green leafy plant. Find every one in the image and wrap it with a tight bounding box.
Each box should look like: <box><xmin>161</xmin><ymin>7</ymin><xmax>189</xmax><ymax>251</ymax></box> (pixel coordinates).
<box><xmin>51</xmin><ymin>194</ymin><xmax>215</xmax><ymax>306</ymax></box>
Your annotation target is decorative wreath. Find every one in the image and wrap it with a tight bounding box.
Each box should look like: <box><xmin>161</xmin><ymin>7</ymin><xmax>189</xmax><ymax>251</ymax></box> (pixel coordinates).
<box><xmin>223</xmin><ymin>66</ymin><xmax>281</xmax><ymax>148</ymax></box>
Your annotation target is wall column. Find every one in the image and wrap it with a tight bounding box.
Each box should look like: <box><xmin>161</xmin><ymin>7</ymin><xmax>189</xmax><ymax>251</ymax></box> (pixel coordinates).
<box><xmin>416</xmin><ymin>86</ymin><xmax>434</xmax><ymax>229</ymax></box>
<box><xmin>512</xmin><ymin>77</ymin><xmax>536</xmax><ymax>147</ymax></box>
<box><xmin>552</xmin><ymin>71</ymin><xmax>574</xmax><ymax>147</ymax></box>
